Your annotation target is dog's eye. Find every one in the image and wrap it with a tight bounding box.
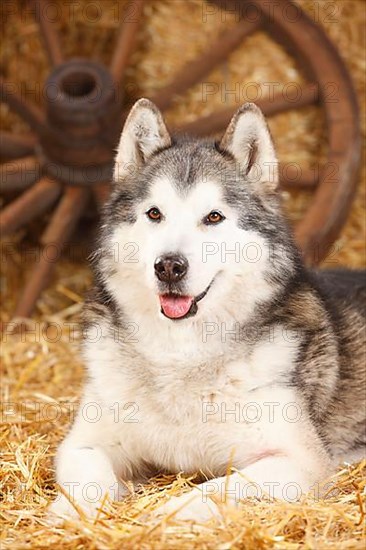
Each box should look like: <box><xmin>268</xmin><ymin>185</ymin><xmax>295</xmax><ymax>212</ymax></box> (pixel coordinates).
<box><xmin>204</xmin><ymin>210</ymin><xmax>225</xmax><ymax>225</ymax></box>
<box><xmin>146</xmin><ymin>207</ymin><xmax>162</xmax><ymax>222</ymax></box>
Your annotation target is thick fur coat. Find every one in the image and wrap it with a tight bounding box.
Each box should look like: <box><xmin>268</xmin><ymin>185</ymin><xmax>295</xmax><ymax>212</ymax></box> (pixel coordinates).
<box><xmin>50</xmin><ymin>99</ymin><xmax>366</xmax><ymax>521</ymax></box>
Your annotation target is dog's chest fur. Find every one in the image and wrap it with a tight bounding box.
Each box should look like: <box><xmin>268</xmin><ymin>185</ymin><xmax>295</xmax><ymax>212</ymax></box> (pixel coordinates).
<box><xmin>84</xmin><ymin>321</ymin><xmax>300</xmax><ymax>477</ymax></box>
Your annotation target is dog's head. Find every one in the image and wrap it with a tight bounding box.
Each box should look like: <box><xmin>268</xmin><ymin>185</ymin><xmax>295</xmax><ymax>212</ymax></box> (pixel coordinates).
<box><xmin>98</xmin><ymin>99</ymin><xmax>298</xmax><ymax>325</ymax></box>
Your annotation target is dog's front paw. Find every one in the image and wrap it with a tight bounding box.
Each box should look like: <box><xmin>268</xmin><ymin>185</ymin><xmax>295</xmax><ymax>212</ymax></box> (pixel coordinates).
<box><xmin>46</xmin><ymin>488</ymin><xmax>112</xmax><ymax>525</ymax></box>
<box><xmin>46</xmin><ymin>493</ymin><xmax>86</xmax><ymax>525</ymax></box>
<box><xmin>155</xmin><ymin>488</ymin><xmax>222</xmax><ymax>523</ymax></box>
<box><xmin>46</xmin><ymin>479</ymin><xmax>128</xmax><ymax>524</ymax></box>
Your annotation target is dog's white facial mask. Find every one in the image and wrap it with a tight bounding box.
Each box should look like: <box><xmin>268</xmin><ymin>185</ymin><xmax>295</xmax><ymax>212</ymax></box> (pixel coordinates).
<box><xmin>105</xmin><ymin>99</ymin><xmax>279</xmax><ymax>323</ymax></box>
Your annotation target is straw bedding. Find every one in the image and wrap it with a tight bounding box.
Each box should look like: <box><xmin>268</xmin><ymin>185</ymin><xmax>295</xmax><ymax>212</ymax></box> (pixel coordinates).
<box><xmin>1</xmin><ymin>1</ymin><xmax>365</xmax><ymax>548</ymax></box>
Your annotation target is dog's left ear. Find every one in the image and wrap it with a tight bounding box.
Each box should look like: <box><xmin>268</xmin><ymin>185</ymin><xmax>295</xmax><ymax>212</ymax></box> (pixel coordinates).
<box><xmin>114</xmin><ymin>98</ymin><xmax>171</xmax><ymax>181</ymax></box>
<box><xmin>219</xmin><ymin>103</ymin><xmax>278</xmax><ymax>192</ymax></box>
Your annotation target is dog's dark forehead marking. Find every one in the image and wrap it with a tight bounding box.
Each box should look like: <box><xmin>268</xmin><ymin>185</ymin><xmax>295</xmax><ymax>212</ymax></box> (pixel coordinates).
<box><xmin>146</xmin><ymin>138</ymin><xmax>236</xmax><ymax>195</ymax></box>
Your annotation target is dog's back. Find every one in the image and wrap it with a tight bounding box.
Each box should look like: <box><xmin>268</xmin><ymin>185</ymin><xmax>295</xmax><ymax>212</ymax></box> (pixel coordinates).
<box><xmin>314</xmin><ymin>269</ymin><xmax>366</xmax><ymax>312</ymax></box>
<box><xmin>306</xmin><ymin>269</ymin><xmax>366</xmax><ymax>461</ymax></box>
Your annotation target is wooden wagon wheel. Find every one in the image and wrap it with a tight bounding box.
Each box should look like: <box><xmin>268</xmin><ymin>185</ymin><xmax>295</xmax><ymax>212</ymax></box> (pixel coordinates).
<box><xmin>0</xmin><ymin>0</ymin><xmax>361</xmax><ymax>319</ymax></box>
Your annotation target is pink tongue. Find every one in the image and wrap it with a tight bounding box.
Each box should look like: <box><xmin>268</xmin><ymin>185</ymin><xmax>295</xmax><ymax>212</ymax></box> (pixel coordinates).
<box><xmin>159</xmin><ymin>295</ymin><xmax>193</xmax><ymax>319</ymax></box>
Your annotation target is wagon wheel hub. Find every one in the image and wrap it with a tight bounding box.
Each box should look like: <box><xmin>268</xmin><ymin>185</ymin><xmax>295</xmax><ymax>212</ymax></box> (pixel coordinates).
<box><xmin>38</xmin><ymin>59</ymin><xmax>120</xmax><ymax>186</ymax></box>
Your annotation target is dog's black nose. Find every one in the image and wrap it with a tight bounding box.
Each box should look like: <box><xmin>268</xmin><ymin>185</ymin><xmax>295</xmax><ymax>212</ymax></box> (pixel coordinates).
<box><xmin>154</xmin><ymin>254</ymin><xmax>188</xmax><ymax>283</ymax></box>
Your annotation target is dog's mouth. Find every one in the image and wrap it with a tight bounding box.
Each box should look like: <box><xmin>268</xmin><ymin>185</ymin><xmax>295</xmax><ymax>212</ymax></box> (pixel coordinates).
<box><xmin>159</xmin><ymin>282</ymin><xmax>212</xmax><ymax>320</ymax></box>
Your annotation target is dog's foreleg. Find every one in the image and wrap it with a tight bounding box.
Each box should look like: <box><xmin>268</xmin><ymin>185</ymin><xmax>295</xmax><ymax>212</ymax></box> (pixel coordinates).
<box><xmin>48</xmin><ymin>405</ymin><xmax>130</xmax><ymax>522</ymax></box>
<box><xmin>48</xmin><ymin>440</ymin><xmax>124</xmax><ymax>521</ymax></box>
<box><xmin>198</xmin><ymin>454</ymin><xmax>322</xmax><ymax>504</ymax></box>
<box><xmin>155</xmin><ymin>453</ymin><xmax>327</xmax><ymax>522</ymax></box>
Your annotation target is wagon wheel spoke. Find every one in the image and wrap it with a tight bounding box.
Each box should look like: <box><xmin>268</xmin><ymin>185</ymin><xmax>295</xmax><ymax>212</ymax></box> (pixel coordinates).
<box><xmin>0</xmin><ymin>77</ymin><xmax>47</xmax><ymax>135</ymax></box>
<box><xmin>0</xmin><ymin>156</ymin><xmax>41</xmax><ymax>193</ymax></box>
<box><xmin>13</xmin><ymin>186</ymin><xmax>89</xmax><ymax>319</ymax></box>
<box><xmin>30</xmin><ymin>0</ymin><xmax>64</xmax><ymax>66</ymax></box>
<box><xmin>110</xmin><ymin>0</ymin><xmax>145</xmax><ymax>84</ymax></box>
<box><xmin>261</xmin><ymin>82</ymin><xmax>319</xmax><ymax>115</ymax></box>
<box><xmin>175</xmin><ymin>82</ymin><xmax>319</xmax><ymax>136</ymax></box>
<box><xmin>146</xmin><ymin>17</ymin><xmax>262</xmax><ymax>113</ymax></box>
<box><xmin>0</xmin><ymin>132</ymin><xmax>37</xmax><ymax>160</ymax></box>
<box><xmin>40</xmin><ymin>186</ymin><xmax>89</xmax><ymax>245</ymax></box>
<box><xmin>0</xmin><ymin>176</ymin><xmax>62</xmax><ymax>235</ymax></box>
<box><xmin>279</xmin><ymin>166</ymin><xmax>318</xmax><ymax>189</ymax></box>
<box><xmin>93</xmin><ymin>182</ymin><xmax>111</xmax><ymax>208</ymax></box>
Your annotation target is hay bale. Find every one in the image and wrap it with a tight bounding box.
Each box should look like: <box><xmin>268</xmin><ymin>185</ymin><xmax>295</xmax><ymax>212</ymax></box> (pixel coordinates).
<box><xmin>1</xmin><ymin>1</ymin><xmax>365</xmax><ymax>548</ymax></box>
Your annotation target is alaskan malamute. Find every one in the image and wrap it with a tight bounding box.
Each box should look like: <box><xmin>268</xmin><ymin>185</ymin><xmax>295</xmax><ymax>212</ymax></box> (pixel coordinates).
<box><xmin>50</xmin><ymin>99</ymin><xmax>365</xmax><ymax>521</ymax></box>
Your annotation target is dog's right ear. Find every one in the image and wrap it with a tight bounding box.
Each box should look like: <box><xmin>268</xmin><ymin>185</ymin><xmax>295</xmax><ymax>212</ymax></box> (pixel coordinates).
<box><xmin>219</xmin><ymin>103</ymin><xmax>278</xmax><ymax>192</ymax></box>
<box><xmin>113</xmin><ymin>98</ymin><xmax>171</xmax><ymax>181</ymax></box>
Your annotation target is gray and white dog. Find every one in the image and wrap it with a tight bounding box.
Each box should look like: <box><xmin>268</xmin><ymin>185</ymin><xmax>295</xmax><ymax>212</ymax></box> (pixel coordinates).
<box><xmin>50</xmin><ymin>99</ymin><xmax>365</xmax><ymax>521</ymax></box>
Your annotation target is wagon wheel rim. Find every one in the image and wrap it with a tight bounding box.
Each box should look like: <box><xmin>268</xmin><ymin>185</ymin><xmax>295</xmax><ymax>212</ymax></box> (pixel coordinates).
<box><xmin>0</xmin><ymin>0</ymin><xmax>361</xmax><ymax>319</ymax></box>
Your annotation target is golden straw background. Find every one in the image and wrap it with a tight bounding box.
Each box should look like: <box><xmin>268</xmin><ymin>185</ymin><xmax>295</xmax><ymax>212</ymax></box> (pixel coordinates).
<box><xmin>1</xmin><ymin>1</ymin><xmax>365</xmax><ymax>548</ymax></box>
